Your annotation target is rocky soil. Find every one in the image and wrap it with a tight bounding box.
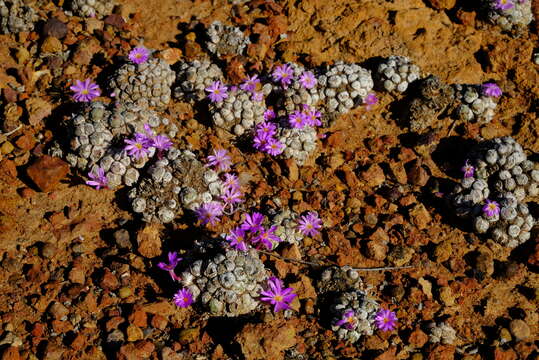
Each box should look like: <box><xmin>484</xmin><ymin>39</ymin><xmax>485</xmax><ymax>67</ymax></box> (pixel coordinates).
<box><xmin>0</xmin><ymin>0</ymin><xmax>538</xmax><ymax>359</ymax></box>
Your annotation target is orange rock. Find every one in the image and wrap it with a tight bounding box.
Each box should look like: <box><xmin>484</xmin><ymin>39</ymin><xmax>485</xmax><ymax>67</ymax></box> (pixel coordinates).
<box><xmin>408</xmin><ymin>327</ymin><xmax>429</xmax><ymax>348</ymax></box>
<box><xmin>236</xmin><ymin>320</ymin><xmax>296</xmax><ymax>360</ymax></box>
<box><xmin>136</xmin><ymin>223</ymin><xmax>162</xmax><ymax>258</ymax></box>
<box><xmin>1</xmin><ymin>346</ymin><xmax>22</xmax><ymax>360</ymax></box>
<box><xmin>26</xmin><ymin>155</ymin><xmax>69</xmax><ymax>192</ymax></box>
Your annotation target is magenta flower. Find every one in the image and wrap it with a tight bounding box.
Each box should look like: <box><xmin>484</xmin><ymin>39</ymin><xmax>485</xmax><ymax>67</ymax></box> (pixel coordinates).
<box><xmin>124</xmin><ymin>134</ymin><xmax>151</xmax><ymax>159</ymax></box>
<box><xmin>70</xmin><ymin>79</ymin><xmax>101</xmax><ymax>102</ymax></box>
<box><xmin>241</xmin><ymin>212</ymin><xmax>265</xmax><ymax>232</ymax></box>
<box><xmin>253</xmin><ymin>133</ymin><xmax>271</xmax><ymax>151</ymax></box>
<box><xmin>364</xmin><ymin>93</ymin><xmax>378</xmax><ymax>110</ymax></box>
<box><xmin>461</xmin><ymin>160</ymin><xmax>475</xmax><ymax>178</ymax></box>
<box><xmin>152</xmin><ymin>134</ymin><xmax>173</xmax><ymax>157</ymax></box>
<box><xmin>157</xmin><ymin>252</ymin><xmax>182</xmax><ymax>281</ymax></box>
<box><xmin>221</xmin><ymin>187</ymin><xmax>243</xmax><ymax>207</ymax></box>
<box><xmin>128</xmin><ymin>46</ymin><xmax>150</xmax><ymax>64</ymax></box>
<box><xmin>297</xmin><ymin>211</ymin><xmax>322</xmax><ymax>237</ymax></box>
<box><xmin>375</xmin><ymin>309</ymin><xmax>397</xmax><ymax>332</ymax></box>
<box><xmin>173</xmin><ymin>288</ymin><xmax>194</xmax><ymax>308</ymax></box>
<box><xmin>195</xmin><ymin>201</ymin><xmax>224</xmax><ymax>226</ymax></box>
<box><xmin>299</xmin><ymin>71</ymin><xmax>317</xmax><ymax>89</ymax></box>
<box><xmin>226</xmin><ymin>227</ymin><xmax>248</xmax><ymax>251</ymax></box>
<box><xmin>482</xmin><ymin>199</ymin><xmax>500</xmax><ymax>217</ymax></box>
<box><xmin>240</xmin><ymin>75</ymin><xmax>260</xmax><ymax>92</ymax></box>
<box><xmin>251</xmin><ymin>225</ymin><xmax>282</xmax><ymax>250</ymax></box>
<box><xmin>289</xmin><ymin>110</ymin><xmax>306</xmax><ymax>129</ymax></box>
<box><xmin>260</xmin><ymin>277</ymin><xmax>297</xmax><ymax>312</ymax></box>
<box><xmin>264</xmin><ymin>109</ymin><xmax>276</xmax><ymax>121</ymax></box>
<box><xmin>264</xmin><ymin>138</ymin><xmax>285</xmax><ymax>156</ymax></box>
<box><xmin>482</xmin><ymin>83</ymin><xmax>502</xmax><ymax>98</ymax></box>
<box><xmin>222</xmin><ymin>173</ymin><xmax>241</xmax><ymax>191</ymax></box>
<box><xmin>272</xmin><ymin>64</ymin><xmax>294</xmax><ymax>88</ymax></box>
<box><xmin>206</xmin><ymin>149</ymin><xmax>232</xmax><ymax>172</ymax></box>
<box><xmin>336</xmin><ymin>309</ymin><xmax>357</xmax><ymax>330</ymax></box>
<box><xmin>302</xmin><ymin>105</ymin><xmax>322</xmax><ymax>127</ymax></box>
<box><xmin>251</xmin><ymin>91</ymin><xmax>264</xmax><ymax>102</ymax></box>
<box><xmin>256</xmin><ymin>121</ymin><xmax>277</xmax><ymax>138</ymax></box>
<box><xmin>493</xmin><ymin>0</ymin><xmax>514</xmax><ymax>11</ymax></box>
<box><xmin>86</xmin><ymin>167</ymin><xmax>108</xmax><ymax>189</ymax></box>
<box><xmin>205</xmin><ymin>81</ymin><xmax>228</xmax><ymax>103</ymax></box>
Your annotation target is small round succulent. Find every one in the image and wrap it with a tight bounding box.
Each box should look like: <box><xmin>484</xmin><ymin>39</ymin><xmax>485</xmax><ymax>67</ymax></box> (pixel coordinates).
<box><xmin>0</xmin><ymin>0</ymin><xmax>39</xmax><ymax>34</ymax></box>
<box><xmin>174</xmin><ymin>60</ymin><xmax>225</xmax><ymax>102</ymax></box>
<box><xmin>428</xmin><ymin>322</ymin><xmax>457</xmax><ymax>345</ymax></box>
<box><xmin>453</xmin><ymin>84</ymin><xmax>498</xmax><ymax>124</ymax></box>
<box><xmin>109</xmin><ymin>57</ymin><xmax>176</xmax><ymax>109</ymax></box>
<box><xmin>277</xmin><ymin>126</ymin><xmax>318</xmax><ymax>166</ymax></box>
<box><xmin>317</xmin><ymin>266</ymin><xmax>363</xmax><ymax>294</ymax></box>
<box><xmin>180</xmin><ymin>248</ymin><xmax>268</xmax><ymax>317</ymax></box>
<box><xmin>484</xmin><ymin>0</ymin><xmax>533</xmax><ymax>32</ymax></box>
<box><xmin>375</xmin><ymin>55</ymin><xmax>422</xmax><ymax>93</ymax></box>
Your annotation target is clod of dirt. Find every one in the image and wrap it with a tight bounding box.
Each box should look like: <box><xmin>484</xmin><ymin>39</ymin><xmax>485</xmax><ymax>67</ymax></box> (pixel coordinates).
<box><xmin>26</xmin><ymin>155</ymin><xmax>70</xmax><ymax>192</ymax></box>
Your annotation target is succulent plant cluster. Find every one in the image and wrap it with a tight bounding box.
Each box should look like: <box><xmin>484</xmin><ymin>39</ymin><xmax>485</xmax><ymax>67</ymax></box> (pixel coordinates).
<box><xmin>483</xmin><ymin>0</ymin><xmax>533</xmax><ymax>32</ymax></box>
<box><xmin>453</xmin><ymin>84</ymin><xmax>498</xmax><ymax>124</ymax></box>
<box><xmin>173</xmin><ymin>60</ymin><xmax>224</xmax><ymax>102</ymax></box>
<box><xmin>451</xmin><ymin>136</ymin><xmax>538</xmax><ymax>247</ymax></box>
<box><xmin>67</xmin><ymin>0</ymin><xmax>116</xmax><ymax>19</ymax></box>
<box><xmin>375</xmin><ymin>55</ymin><xmax>422</xmax><ymax>93</ymax></box>
<box><xmin>0</xmin><ymin>0</ymin><xmax>39</xmax><ymax>34</ymax></box>
<box><xmin>206</xmin><ymin>21</ymin><xmax>250</xmax><ymax>57</ymax></box>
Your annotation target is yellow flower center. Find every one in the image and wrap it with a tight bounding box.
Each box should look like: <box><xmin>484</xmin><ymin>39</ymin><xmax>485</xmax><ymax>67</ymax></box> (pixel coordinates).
<box><xmin>81</xmin><ymin>89</ymin><xmax>89</xmax><ymax>95</ymax></box>
<box><xmin>274</xmin><ymin>295</ymin><xmax>283</xmax><ymax>302</ymax></box>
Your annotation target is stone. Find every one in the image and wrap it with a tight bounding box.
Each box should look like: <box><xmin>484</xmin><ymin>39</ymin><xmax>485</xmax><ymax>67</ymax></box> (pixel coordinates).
<box><xmin>0</xmin><ymin>142</ymin><xmax>14</xmax><ymax>154</ymax></box>
<box><xmin>407</xmin><ymin>160</ymin><xmax>429</xmax><ymax>187</ymax></box>
<box><xmin>126</xmin><ymin>325</ymin><xmax>143</xmax><ymax>342</ymax></box>
<box><xmin>25</xmin><ymin>98</ymin><xmax>53</xmax><ymax>126</ymax></box>
<box><xmin>1</xmin><ymin>347</ymin><xmax>22</xmax><ymax>360</ymax></box>
<box><xmin>43</xmin><ymin>18</ymin><xmax>68</xmax><ymax>39</ymax></box>
<box><xmin>409</xmin><ymin>203</ymin><xmax>432</xmax><ymax>230</ymax></box>
<box><xmin>475</xmin><ymin>252</ymin><xmax>494</xmax><ymax>277</ymax></box>
<box><xmin>68</xmin><ymin>266</ymin><xmax>86</xmax><ymax>284</ymax></box>
<box><xmin>150</xmin><ymin>314</ymin><xmax>167</xmax><ymax>330</ymax></box>
<box><xmin>100</xmin><ymin>270</ymin><xmax>120</xmax><ymax>290</ymax></box>
<box><xmin>425</xmin><ymin>0</ymin><xmax>457</xmax><ymax>10</ymax></box>
<box><xmin>41</xmin><ymin>36</ymin><xmax>63</xmax><ymax>53</ymax></box>
<box><xmin>160</xmin><ymin>48</ymin><xmax>183</xmax><ymax>65</ymax></box>
<box><xmin>409</xmin><ymin>328</ymin><xmax>429</xmax><ymax>348</ymax></box>
<box><xmin>236</xmin><ymin>320</ymin><xmax>296</xmax><ymax>360</ymax></box>
<box><xmin>361</xmin><ymin>164</ymin><xmax>386</xmax><ymax>187</ymax></box>
<box><xmin>509</xmin><ymin>319</ymin><xmax>530</xmax><ymax>341</ymax></box>
<box><xmin>128</xmin><ymin>310</ymin><xmax>147</xmax><ymax>328</ymax></box>
<box><xmin>178</xmin><ymin>328</ymin><xmax>199</xmax><ymax>343</ymax></box>
<box><xmin>289</xmin><ymin>275</ymin><xmax>316</xmax><ymax>299</ymax></box>
<box><xmin>136</xmin><ymin>224</ymin><xmax>162</xmax><ymax>258</ymax></box>
<box><xmin>26</xmin><ymin>156</ymin><xmax>69</xmax><ymax>192</ymax></box>
<box><xmin>114</xmin><ymin>229</ymin><xmax>132</xmax><ymax>249</ymax></box>
<box><xmin>48</xmin><ymin>302</ymin><xmax>69</xmax><ymax>320</ymax></box>
<box><xmin>438</xmin><ymin>287</ymin><xmax>455</xmax><ymax>306</ymax></box>
<box><xmin>15</xmin><ymin>134</ymin><xmax>36</xmax><ymax>151</ymax></box>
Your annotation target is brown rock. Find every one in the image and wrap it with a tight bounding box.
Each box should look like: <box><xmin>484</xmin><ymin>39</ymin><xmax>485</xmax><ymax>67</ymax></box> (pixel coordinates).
<box><xmin>1</xmin><ymin>347</ymin><xmax>21</xmax><ymax>360</ymax></box>
<box><xmin>434</xmin><ymin>241</ymin><xmax>452</xmax><ymax>263</ymax></box>
<box><xmin>456</xmin><ymin>9</ymin><xmax>476</xmax><ymax>26</ymax></box>
<box><xmin>151</xmin><ymin>314</ymin><xmax>167</xmax><ymax>330</ymax></box>
<box><xmin>387</xmin><ymin>245</ymin><xmax>414</xmax><ymax>266</ymax></box>
<box><xmin>493</xmin><ymin>348</ymin><xmax>517</xmax><ymax>360</ymax></box>
<box><xmin>126</xmin><ymin>325</ymin><xmax>143</xmax><ymax>342</ymax></box>
<box><xmin>15</xmin><ymin>134</ymin><xmax>36</xmax><ymax>151</ymax></box>
<box><xmin>409</xmin><ymin>328</ymin><xmax>429</xmax><ymax>348</ymax></box>
<box><xmin>428</xmin><ymin>345</ymin><xmax>455</xmax><ymax>360</ymax></box>
<box><xmin>236</xmin><ymin>320</ymin><xmax>296</xmax><ymax>360</ymax></box>
<box><xmin>100</xmin><ymin>269</ymin><xmax>120</xmax><ymax>290</ymax></box>
<box><xmin>409</xmin><ymin>203</ymin><xmax>432</xmax><ymax>230</ymax></box>
<box><xmin>43</xmin><ymin>18</ymin><xmax>68</xmax><ymax>38</ymax></box>
<box><xmin>509</xmin><ymin>319</ymin><xmax>530</xmax><ymax>341</ymax></box>
<box><xmin>128</xmin><ymin>310</ymin><xmax>147</xmax><ymax>328</ymax></box>
<box><xmin>3</xmin><ymin>103</ymin><xmax>22</xmax><ymax>132</ymax></box>
<box><xmin>289</xmin><ymin>275</ymin><xmax>316</xmax><ymax>299</ymax></box>
<box><xmin>41</xmin><ymin>36</ymin><xmax>63</xmax><ymax>53</ymax></box>
<box><xmin>26</xmin><ymin>155</ymin><xmax>69</xmax><ymax>192</ymax></box>
<box><xmin>425</xmin><ymin>0</ymin><xmax>456</xmax><ymax>10</ymax></box>
<box><xmin>389</xmin><ymin>161</ymin><xmax>408</xmax><ymax>184</ymax></box>
<box><xmin>136</xmin><ymin>224</ymin><xmax>162</xmax><ymax>258</ymax></box>
<box><xmin>438</xmin><ymin>287</ymin><xmax>455</xmax><ymax>306</ymax></box>
<box><xmin>366</xmin><ymin>237</ymin><xmax>389</xmax><ymax>261</ymax></box>
<box><xmin>43</xmin><ymin>342</ymin><xmax>65</xmax><ymax>360</ymax></box>
<box><xmin>70</xmin><ymin>334</ymin><xmax>85</xmax><ymax>350</ymax></box>
<box><xmin>68</xmin><ymin>266</ymin><xmax>85</xmax><ymax>284</ymax></box>
<box><xmin>407</xmin><ymin>160</ymin><xmax>429</xmax><ymax>187</ymax></box>
<box><xmin>475</xmin><ymin>251</ymin><xmax>494</xmax><ymax>276</ymax></box>
<box><xmin>48</xmin><ymin>301</ymin><xmax>69</xmax><ymax>320</ymax></box>
<box><xmin>361</xmin><ymin>164</ymin><xmax>385</xmax><ymax>187</ymax></box>
<box><xmin>104</xmin><ymin>14</ymin><xmax>126</xmax><ymax>29</ymax></box>
<box><xmin>160</xmin><ymin>48</ymin><xmax>182</xmax><ymax>65</ymax></box>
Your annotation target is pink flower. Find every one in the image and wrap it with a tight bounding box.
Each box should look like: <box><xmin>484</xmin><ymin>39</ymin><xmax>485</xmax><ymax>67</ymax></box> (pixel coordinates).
<box><xmin>221</xmin><ymin>187</ymin><xmax>243</xmax><ymax>207</ymax></box>
<box><xmin>222</xmin><ymin>173</ymin><xmax>241</xmax><ymax>191</ymax></box>
<box><xmin>86</xmin><ymin>167</ymin><xmax>108</xmax><ymax>189</ymax></box>
<box><xmin>374</xmin><ymin>309</ymin><xmax>397</xmax><ymax>332</ymax></box>
<box><xmin>336</xmin><ymin>309</ymin><xmax>357</xmax><ymax>330</ymax></box>
<box><xmin>253</xmin><ymin>132</ymin><xmax>271</xmax><ymax>151</ymax></box>
<box><xmin>272</xmin><ymin>64</ymin><xmax>294</xmax><ymax>88</ymax></box>
<box><xmin>173</xmin><ymin>288</ymin><xmax>193</xmax><ymax>308</ymax></box>
<box><xmin>260</xmin><ymin>277</ymin><xmax>297</xmax><ymax>312</ymax></box>
<box><xmin>157</xmin><ymin>252</ymin><xmax>182</xmax><ymax>281</ymax></box>
<box><xmin>289</xmin><ymin>110</ymin><xmax>306</xmax><ymax>128</ymax></box>
<box><xmin>128</xmin><ymin>46</ymin><xmax>150</xmax><ymax>64</ymax></box>
<box><xmin>263</xmin><ymin>138</ymin><xmax>285</xmax><ymax>156</ymax></box>
<box><xmin>482</xmin><ymin>199</ymin><xmax>500</xmax><ymax>217</ymax></box>
<box><xmin>364</xmin><ymin>93</ymin><xmax>378</xmax><ymax>110</ymax></box>
<box><xmin>241</xmin><ymin>212</ymin><xmax>265</xmax><ymax>232</ymax></box>
<box><xmin>494</xmin><ymin>0</ymin><xmax>514</xmax><ymax>11</ymax></box>
<box><xmin>195</xmin><ymin>201</ymin><xmax>224</xmax><ymax>226</ymax></box>
<box><xmin>206</xmin><ymin>149</ymin><xmax>232</xmax><ymax>172</ymax></box>
<box><xmin>251</xmin><ymin>225</ymin><xmax>282</xmax><ymax>250</ymax></box>
<box><xmin>482</xmin><ymin>83</ymin><xmax>502</xmax><ymax>98</ymax></box>
<box><xmin>263</xmin><ymin>109</ymin><xmax>276</xmax><ymax>121</ymax></box>
<box><xmin>70</xmin><ymin>79</ymin><xmax>101</xmax><ymax>102</ymax></box>
<box><xmin>461</xmin><ymin>160</ymin><xmax>475</xmax><ymax>178</ymax></box>
<box><xmin>124</xmin><ymin>134</ymin><xmax>151</xmax><ymax>159</ymax></box>
<box><xmin>302</xmin><ymin>105</ymin><xmax>322</xmax><ymax>126</ymax></box>
<box><xmin>152</xmin><ymin>134</ymin><xmax>173</xmax><ymax>158</ymax></box>
<box><xmin>240</xmin><ymin>75</ymin><xmax>260</xmax><ymax>92</ymax></box>
<box><xmin>256</xmin><ymin>121</ymin><xmax>277</xmax><ymax>138</ymax></box>
<box><xmin>299</xmin><ymin>71</ymin><xmax>317</xmax><ymax>89</ymax></box>
<box><xmin>205</xmin><ymin>81</ymin><xmax>228</xmax><ymax>103</ymax></box>
<box><xmin>226</xmin><ymin>227</ymin><xmax>248</xmax><ymax>251</ymax></box>
<box><xmin>297</xmin><ymin>211</ymin><xmax>322</xmax><ymax>237</ymax></box>
<box><xmin>251</xmin><ymin>91</ymin><xmax>264</xmax><ymax>102</ymax></box>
